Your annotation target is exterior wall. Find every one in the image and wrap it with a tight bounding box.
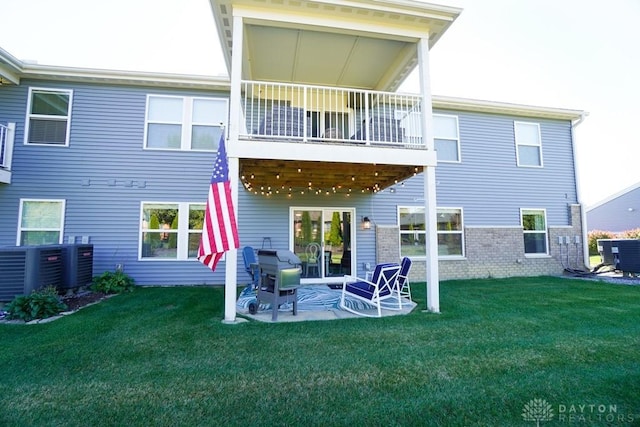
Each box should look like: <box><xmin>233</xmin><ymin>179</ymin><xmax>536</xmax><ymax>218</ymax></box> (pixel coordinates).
<box><xmin>375</xmin><ymin>204</ymin><xmax>586</xmax><ymax>281</ymax></box>
<box><xmin>586</xmin><ymin>186</ymin><xmax>640</xmax><ymax>233</ymax></box>
<box><xmin>0</xmin><ymin>79</ymin><xmax>582</xmax><ymax>286</ymax></box>
<box><xmin>0</xmin><ymin>80</ymin><xmax>234</xmax><ymax>286</ymax></box>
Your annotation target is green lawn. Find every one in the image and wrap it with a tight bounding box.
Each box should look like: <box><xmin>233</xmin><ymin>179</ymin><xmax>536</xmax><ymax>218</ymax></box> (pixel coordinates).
<box><xmin>1</xmin><ymin>277</ymin><xmax>639</xmax><ymax>426</ymax></box>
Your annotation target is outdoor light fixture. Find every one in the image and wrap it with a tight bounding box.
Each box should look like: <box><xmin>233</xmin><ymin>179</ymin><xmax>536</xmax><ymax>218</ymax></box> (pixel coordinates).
<box><xmin>362</xmin><ymin>216</ymin><xmax>371</xmax><ymax>230</ymax></box>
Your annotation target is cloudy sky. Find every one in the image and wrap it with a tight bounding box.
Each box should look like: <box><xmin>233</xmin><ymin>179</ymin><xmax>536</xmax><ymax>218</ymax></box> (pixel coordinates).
<box><xmin>1</xmin><ymin>0</ymin><xmax>638</xmax><ymax>206</ymax></box>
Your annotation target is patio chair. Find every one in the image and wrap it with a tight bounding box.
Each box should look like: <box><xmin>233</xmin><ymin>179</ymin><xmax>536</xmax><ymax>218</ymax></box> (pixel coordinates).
<box><xmin>242</xmin><ymin>246</ymin><xmax>260</xmax><ymax>289</ymax></box>
<box><xmin>396</xmin><ymin>257</ymin><xmax>413</xmax><ymax>304</ymax></box>
<box><xmin>305</xmin><ymin>242</ymin><xmax>320</xmax><ymax>277</ymax></box>
<box><xmin>340</xmin><ymin>263</ymin><xmax>401</xmax><ymax>317</ymax></box>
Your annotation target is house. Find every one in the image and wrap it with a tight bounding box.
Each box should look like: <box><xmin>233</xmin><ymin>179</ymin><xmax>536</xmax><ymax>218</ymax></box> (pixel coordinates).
<box><xmin>0</xmin><ymin>0</ymin><xmax>586</xmax><ymax>317</ymax></box>
<box><xmin>586</xmin><ymin>182</ymin><xmax>640</xmax><ymax>233</ymax></box>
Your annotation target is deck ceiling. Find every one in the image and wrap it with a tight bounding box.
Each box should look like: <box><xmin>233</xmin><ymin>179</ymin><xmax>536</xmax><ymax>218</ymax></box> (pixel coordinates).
<box><xmin>211</xmin><ymin>0</ymin><xmax>461</xmax><ymax>91</ymax></box>
<box><xmin>243</xmin><ymin>24</ymin><xmax>414</xmax><ymax>89</ymax></box>
<box><xmin>239</xmin><ymin>159</ymin><xmax>420</xmax><ymax>195</ymax></box>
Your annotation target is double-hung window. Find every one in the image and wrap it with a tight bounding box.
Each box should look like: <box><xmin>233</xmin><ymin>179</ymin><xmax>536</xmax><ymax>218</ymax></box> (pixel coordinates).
<box><xmin>18</xmin><ymin>199</ymin><xmax>66</xmax><ymax>245</ymax></box>
<box><xmin>145</xmin><ymin>95</ymin><xmax>227</xmax><ymax>151</ymax></box>
<box><xmin>140</xmin><ymin>202</ymin><xmax>205</xmax><ymax>260</ymax></box>
<box><xmin>25</xmin><ymin>88</ymin><xmax>73</xmax><ymax>146</ymax></box>
<box><xmin>521</xmin><ymin>208</ymin><xmax>548</xmax><ymax>255</ymax></box>
<box><xmin>434</xmin><ymin>114</ymin><xmax>460</xmax><ymax>162</ymax></box>
<box><xmin>398</xmin><ymin>206</ymin><xmax>464</xmax><ymax>258</ymax></box>
<box><xmin>515</xmin><ymin>121</ymin><xmax>543</xmax><ymax>167</ymax></box>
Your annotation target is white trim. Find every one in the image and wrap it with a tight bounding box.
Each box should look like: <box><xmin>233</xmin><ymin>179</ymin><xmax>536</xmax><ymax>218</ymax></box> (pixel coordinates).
<box><xmin>514</xmin><ymin>121</ymin><xmax>543</xmax><ymax>168</ymax></box>
<box><xmin>397</xmin><ymin>205</ymin><xmax>465</xmax><ymax>258</ymax></box>
<box><xmin>138</xmin><ymin>201</ymin><xmax>205</xmax><ymax>261</ymax></box>
<box><xmin>24</xmin><ymin>87</ymin><xmax>73</xmax><ymax>147</ymax></box>
<box><xmin>520</xmin><ymin>208</ymin><xmax>549</xmax><ymax>255</ymax></box>
<box><xmin>143</xmin><ymin>94</ymin><xmax>228</xmax><ymax>151</ymax></box>
<box><xmin>17</xmin><ymin>198</ymin><xmax>66</xmax><ymax>245</ymax></box>
<box><xmin>433</xmin><ymin>113</ymin><xmax>461</xmax><ymax>163</ymax></box>
<box><xmin>585</xmin><ymin>181</ymin><xmax>640</xmax><ymax>211</ymax></box>
<box><xmin>288</xmin><ymin>206</ymin><xmax>356</xmax><ymax>283</ymax></box>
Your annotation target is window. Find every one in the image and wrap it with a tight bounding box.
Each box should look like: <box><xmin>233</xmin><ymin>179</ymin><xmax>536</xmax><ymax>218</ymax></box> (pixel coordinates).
<box><xmin>25</xmin><ymin>88</ymin><xmax>73</xmax><ymax>146</ymax></box>
<box><xmin>521</xmin><ymin>209</ymin><xmax>548</xmax><ymax>255</ymax></box>
<box><xmin>434</xmin><ymin>114</ymin><xmax>460</xmax><ymax>162</ymax></box>
<box><xmin>140</xmin><ymin>202</ymin><xmax>205</xmax><ymax>260</ymax></box>
<box><xmin>18</xmin><ymin>199</ymin><xmax>65</xmax><ymax>245</ymax></box>
<box><xmin>145</xmin><ymin>95</ymin><xmax>227</xmax><ymax>151</ymax></box>
<box><xmin>515</xmin><ymin>121</ymin><xmax>542</xmax><ymax>167</ymax></box>
<box><xmin>398</xmin><ymin>206</ymin><xmax>464</xmax><ymax>258</ymax></box>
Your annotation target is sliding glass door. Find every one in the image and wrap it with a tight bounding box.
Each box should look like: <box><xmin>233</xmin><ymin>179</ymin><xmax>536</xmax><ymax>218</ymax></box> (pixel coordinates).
<box><xmin>291</xmin><ymin>208</ymin><xmax>353</xmax><ymax>280</ymax></box>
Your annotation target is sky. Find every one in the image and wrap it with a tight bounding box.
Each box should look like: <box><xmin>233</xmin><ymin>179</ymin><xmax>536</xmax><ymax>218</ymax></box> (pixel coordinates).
<box><xmin>1</xmin><ymin>0</ymin><xmax>638</xmax><ymax>206</ymax></box>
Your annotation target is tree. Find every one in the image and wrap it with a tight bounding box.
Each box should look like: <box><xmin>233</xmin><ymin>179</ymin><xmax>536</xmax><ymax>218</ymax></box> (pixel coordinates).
<box><xmin>302</xmin><ymin>211</ymin><xmax>312</xmax><ymax>243</ymax></box>
<box><xmin>327</xmin><ymin>212</ymin><xmax>343</xmax><ymax>246</ymax></box>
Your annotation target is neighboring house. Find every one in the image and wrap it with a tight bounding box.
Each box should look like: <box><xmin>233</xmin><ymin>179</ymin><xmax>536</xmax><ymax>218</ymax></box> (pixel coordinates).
<box><xmin>586</xmin><ymin>182</ymin><xmax>640</xmax><ymax>233</ymax></box>
<box><xmin>0</xmin><ymin>0</ymin><xmax>586</xmax><ymax>312</ymax></box>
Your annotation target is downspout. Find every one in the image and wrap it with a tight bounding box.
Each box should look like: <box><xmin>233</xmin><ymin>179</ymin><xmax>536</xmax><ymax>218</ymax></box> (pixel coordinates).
<box><xmin>571</xmin><ymin>112</ymin><xmax>590</xmax><ymax>270</ymax></box>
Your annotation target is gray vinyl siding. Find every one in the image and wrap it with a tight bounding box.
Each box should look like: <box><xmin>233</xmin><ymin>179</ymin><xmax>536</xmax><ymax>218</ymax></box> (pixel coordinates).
<box><xmin>0</xmin><ymin>80</ymin><xmax>579</xmax><ymax>285</ymax></box>
<box><xmin>374</xmin><ymin>110</ymin><xmax>578</xmax><ymax>227</ymax></box>
<box><xmin>0</xmin><ymin>80</ymin><xmax>231</xmax><ymax>285</ymax></box>
<box><xmin>586</xmin><ymin>188</ymin><xmax>640</xmax><ymax>233</ymax></box>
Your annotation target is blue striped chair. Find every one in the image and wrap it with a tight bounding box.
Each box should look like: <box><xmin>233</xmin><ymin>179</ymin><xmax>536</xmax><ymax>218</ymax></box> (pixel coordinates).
<box><xmin>340</xmin><ymin>263</ymin><xmax>401</xmax><ymax>317</ymax></box>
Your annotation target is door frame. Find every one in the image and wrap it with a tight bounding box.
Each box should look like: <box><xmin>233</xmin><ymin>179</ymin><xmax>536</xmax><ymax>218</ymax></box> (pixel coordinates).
<box><xmin>289</xmin><ymin>206</ymin><xmax>355</xmax><ymax>284</ymax></box>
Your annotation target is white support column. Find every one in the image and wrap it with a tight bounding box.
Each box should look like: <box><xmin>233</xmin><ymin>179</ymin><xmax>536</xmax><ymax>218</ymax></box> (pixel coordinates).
<box><xmin>418</xmin><ymin>37</ymin><xmax>440</xmax><ymax>313</ymax></box>
<box><xmin>222</xmin><ymin>14</ymin><xmax>245</xmax><ymax>323</ymax></box>
<box><xmin>224</xmin><ymin>156</ymin><xmax>240</xmax><ymax>323</ymax></box>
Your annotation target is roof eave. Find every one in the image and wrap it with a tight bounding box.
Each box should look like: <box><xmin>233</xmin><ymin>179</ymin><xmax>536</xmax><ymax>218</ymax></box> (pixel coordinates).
<box><xmin>433</xmin><ymin>95</ymin><xmax>586</xmax><ymax>121</ymax></box>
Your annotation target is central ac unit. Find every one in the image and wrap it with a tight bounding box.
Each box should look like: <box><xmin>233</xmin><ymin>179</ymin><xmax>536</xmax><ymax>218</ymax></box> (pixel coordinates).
<box><xmin>60</xmin><ymin>244</ymin><xmax>94</xmax><ymax>290</ymax></box>
<box><xmin>0</xmin><ymin>245</ymin><xmax>63</xmax><ymax>302</ymax></box>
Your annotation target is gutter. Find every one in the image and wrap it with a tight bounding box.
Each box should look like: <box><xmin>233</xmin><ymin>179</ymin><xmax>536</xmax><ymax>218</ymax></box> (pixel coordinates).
<box><xmin>571</xmin><ymin>112</ymin><xmax>591</xmax><ymax>269</ymax></box>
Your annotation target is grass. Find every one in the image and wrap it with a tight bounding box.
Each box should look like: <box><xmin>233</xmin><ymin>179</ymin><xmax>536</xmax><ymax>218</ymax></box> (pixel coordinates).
<box><xmin>1</xmin><ymin>276</ymin><xmax>639</xmax><ymax>426</ymax></box>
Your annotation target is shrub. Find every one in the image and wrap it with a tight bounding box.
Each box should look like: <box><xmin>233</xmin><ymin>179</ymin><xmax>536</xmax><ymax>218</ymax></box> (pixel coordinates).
<box><xmin>587</xmin><ymin>230</ymin><xmax>615</xmax><ymax>255</ymax></box>
<box><xmin>6</xmin><ymin>286</ymin><xmax>67</xmax><ymax>322</ymax></box>
<box><xmin>91</xmin><ymin>271</ymin><xmax>135</xmax><ymax>294</ymax></box>
<box><xmin>620</xmin><ymin>228</ymin><xmax>640</xmax><ymax>239</ymax></box>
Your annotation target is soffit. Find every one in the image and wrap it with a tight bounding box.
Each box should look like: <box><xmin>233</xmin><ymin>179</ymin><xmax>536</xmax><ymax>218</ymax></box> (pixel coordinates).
<box><xmin>211</xmin><ymin>0</ymin><xmax>461</xmax><ymax>91</ymax></box>
<box><xmin>239</xmin><ymin>159</ymin><xmax>420</xmax><ymax>195</ymax></box>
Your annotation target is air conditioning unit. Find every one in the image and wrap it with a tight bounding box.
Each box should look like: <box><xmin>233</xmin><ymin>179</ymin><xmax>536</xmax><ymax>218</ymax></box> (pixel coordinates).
<box><xmin>0</xmin><ymin>245</ymin><xmax>63</xmax><ymax>302</ymax></box>
<box><xmin>60</xmin><ymin>244</ymin><xmax>94</xmax><ymax>290</ymax></box>
<box><xmin>613</xmin><ymin>239</ymin><xmax>640</xmax><ymax>276</ymax></box>
<box><xmin>597</xmin><ymin>239</ymin><xmax>616</xmax><ymax>266</ymax></box>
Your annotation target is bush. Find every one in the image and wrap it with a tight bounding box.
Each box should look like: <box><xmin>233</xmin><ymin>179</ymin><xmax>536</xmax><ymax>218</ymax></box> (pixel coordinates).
<box><xmin>91</xmin><ymin>271</ymin><xmax>135</xmax><ymax>294</ymax></box>
<box><xmin>6</xmin><ymin>286</ymin><xmax>67</xmax><ymax>322</ymax></box>
<box><xmin>620</xmin><ymin>228</ymin><xmax>640</xmax><ymax>239</ymax></box>
<box><xmin>587</xmin><ymin>230</ymin><xmax>615</xmax><ymax>256</ymax></box>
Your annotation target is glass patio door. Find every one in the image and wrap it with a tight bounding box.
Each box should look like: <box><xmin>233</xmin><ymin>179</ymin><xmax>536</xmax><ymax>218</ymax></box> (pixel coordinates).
<box><xmin>291</xmin><ymin>208</ymin><xmax>353</xmax><ymax>280</ymax></box>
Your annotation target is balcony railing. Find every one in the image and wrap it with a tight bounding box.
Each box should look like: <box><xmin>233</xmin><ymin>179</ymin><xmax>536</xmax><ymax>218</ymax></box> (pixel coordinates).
<box><xmin>240</xmin><ymin>80</ymin><xmax>424</xmax><ymax>147</ymax></box>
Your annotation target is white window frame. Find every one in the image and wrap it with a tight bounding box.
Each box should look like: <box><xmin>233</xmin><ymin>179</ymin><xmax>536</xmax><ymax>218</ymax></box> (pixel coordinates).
<box><xmin>514</xmin><ymin>121</ymin><xmax>543</xmax><ymax>167</ymax></box>
<box><xmin>433</xmin><ymin>114</ymin><xmax>461</xmax><ymax>163</ymax></box>
<box><xmin>139</xmin><ymin>201</ymin><xmax>205</xmax><ymax>261</ymax></box>
<box><xmin>397</xmin><ymin>206</ymin><xmax>465</xmax><ymax>259</ymax></box>
<box><xmin>24</xmin><ymin>87</ymin><xmax>73</xmax><ymax>147</ymax></box>
<box><xmin>17</xmin><ymin>198</ymin><xmax>66</xmax><ymax>245</ymax></box>
<box><xmin>520</xmin><ymin>208</ymin><xmax>549</xmax><ymax>256</ymax></box>
<box><xmin>143</xmin><ymin>95</ymin><xmax>228</xmax><ymax>151</ymax></box>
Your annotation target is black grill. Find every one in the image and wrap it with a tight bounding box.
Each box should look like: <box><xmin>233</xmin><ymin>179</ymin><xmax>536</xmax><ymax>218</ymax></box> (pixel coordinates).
<box><xmin>256</xmin><ymin>249</ymin><xmax>302</xmax><ymax>321</ymax></box>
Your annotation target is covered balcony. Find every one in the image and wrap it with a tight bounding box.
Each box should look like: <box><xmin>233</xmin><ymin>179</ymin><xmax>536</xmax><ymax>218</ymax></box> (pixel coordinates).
<box><xmin>214</xmin><ymin>0</ymin><xmax>460</xmax><ymax>195</ymax></box>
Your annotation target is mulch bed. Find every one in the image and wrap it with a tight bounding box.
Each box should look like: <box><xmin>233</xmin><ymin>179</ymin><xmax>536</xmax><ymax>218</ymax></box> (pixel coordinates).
<box><xmin>62</xmin><ymin>291</ymin><xmax>110</xmax><ymax>311</ymax></box>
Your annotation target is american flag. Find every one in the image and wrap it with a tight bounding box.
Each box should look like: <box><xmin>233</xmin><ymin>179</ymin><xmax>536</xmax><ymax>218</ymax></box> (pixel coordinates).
<box><xmin>197</xmin><ymin>134</ymin><xmax>240</xmax><ymax>271</ymax></box>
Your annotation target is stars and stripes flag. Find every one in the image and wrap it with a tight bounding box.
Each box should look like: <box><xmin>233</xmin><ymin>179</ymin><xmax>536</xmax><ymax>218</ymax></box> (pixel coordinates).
<box><xmin>197</xmin><ymin>134</ymin><xmax>240</xmax><ymax>271</ymax></box>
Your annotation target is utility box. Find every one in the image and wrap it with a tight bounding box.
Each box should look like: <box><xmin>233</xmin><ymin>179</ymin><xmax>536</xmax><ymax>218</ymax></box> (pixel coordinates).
<box><xmin>614</xmin><ymin>239</ymin><xmax>640</xmax><ymax>276</ymax></box>
<box><xmin>0</xmin><ymin>245</ymin><xmax>63</xmax><ymax>302</ymax></box>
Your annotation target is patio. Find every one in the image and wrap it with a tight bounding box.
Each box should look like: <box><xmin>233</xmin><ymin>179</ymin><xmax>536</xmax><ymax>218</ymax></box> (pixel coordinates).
<box><xmin>236</xmin><ymin>284</ymin><xmax>416</xmax><ymax>322</ymax></box>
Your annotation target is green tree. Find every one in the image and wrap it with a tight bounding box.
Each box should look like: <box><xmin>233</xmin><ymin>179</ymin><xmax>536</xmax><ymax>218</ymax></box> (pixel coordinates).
<box><xmin>302</xmin><ymin>211</ymin><xmax>312</xmax><ymax>244</ymax></box>
<box><xmin>327</xmin><ymin>212</ymin><xmax>343</xmax><ymax>246</ymax></box>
